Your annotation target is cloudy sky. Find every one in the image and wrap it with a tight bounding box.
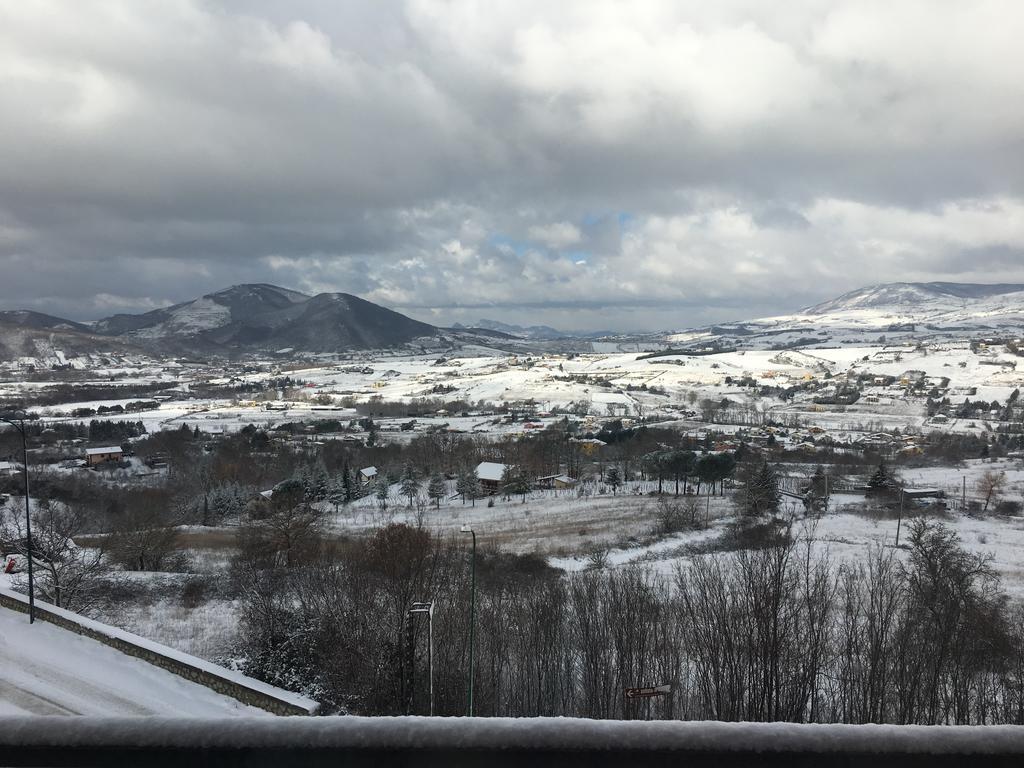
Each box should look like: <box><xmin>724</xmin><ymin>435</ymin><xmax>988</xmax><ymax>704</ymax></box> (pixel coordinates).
<box><xmin>1</xmin><ymin>1</ymin><xmax>1023</xmax><ymax>331</ymax></box>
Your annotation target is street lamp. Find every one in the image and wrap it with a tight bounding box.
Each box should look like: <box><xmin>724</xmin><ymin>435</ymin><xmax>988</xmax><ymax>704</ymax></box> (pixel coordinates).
<box><xmin>895</xmin><ymin>486</ymin><xmax>905</xmax><ymax>548</ymax></box>
<box><xmin>1</xmin><ymin>411</ymin><xmax>34</xmax><ymax>624</ymax></box>
<box><xmin>460</xmin><ymin>524</ymin><xmax>476</xmax><ymax>717</ymax></box>
<box><xmin>409</xmin><ymin>601</ymin><xmax>435</xmax><ymax>716</ymax></box>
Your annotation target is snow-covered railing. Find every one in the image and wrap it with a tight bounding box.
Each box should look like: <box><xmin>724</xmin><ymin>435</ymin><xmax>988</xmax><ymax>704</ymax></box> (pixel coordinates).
<box><xmin>2</xmin><ymin>717</ymin><xmax>1024</xmax><ymax>767</ymax></box>
<box><xmin>0</xmin><ymin>586</ymin><xmax>318</xmax><ymax>716</ymax></box>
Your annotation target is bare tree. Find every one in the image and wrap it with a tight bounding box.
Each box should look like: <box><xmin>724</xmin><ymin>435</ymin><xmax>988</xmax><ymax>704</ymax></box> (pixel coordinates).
<box><xmin>3</xmin><ymin>501</ymin><xmax>113</xmax><ymax>613</ymax></box>
<box><xmin>977</xmin><ymin>470</ymin><xmax>1007</xmax><ymax>513</ymax></box>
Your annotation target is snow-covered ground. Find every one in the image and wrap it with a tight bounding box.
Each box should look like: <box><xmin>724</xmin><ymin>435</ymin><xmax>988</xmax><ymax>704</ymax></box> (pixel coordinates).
<box><xmin>4</xmin><ymin>338</ymin><xmax>1023</xmax><ymax>444</ymax></box>
<box><xmin>0</xmin><ymin>604</ymin><xmax>266</xmax><ymax>716</ymax></box>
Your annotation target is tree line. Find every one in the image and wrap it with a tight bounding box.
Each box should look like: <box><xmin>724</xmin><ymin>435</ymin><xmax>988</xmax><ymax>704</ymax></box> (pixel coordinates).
<box><xmin>233</xmin><ymin>516</ymin><xmax>1024</xmax><ymax>724</ymax></box>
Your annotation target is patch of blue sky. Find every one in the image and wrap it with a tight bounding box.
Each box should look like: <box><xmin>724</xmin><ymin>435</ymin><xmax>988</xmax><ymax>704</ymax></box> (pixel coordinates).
<box><xmin>486</xmin><ymin>233</ymin><xmax>531</xmax><ymax>256</ymax></box>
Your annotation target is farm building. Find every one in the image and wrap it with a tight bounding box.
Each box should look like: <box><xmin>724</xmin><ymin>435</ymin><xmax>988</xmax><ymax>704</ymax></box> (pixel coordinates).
<box><xmin>85</xmin><ymin>446</ymin><xmax>123</xmax><ymax>467</ymax></box>
<box><xmin>536</xmin><ymin>473</ymin><xmax>578</xmax><ymax>490</ymax></box>
<box><xmin>475</xmin><ymin>462</ymin><xmax>508</xmax><ymax>493</ymax></box>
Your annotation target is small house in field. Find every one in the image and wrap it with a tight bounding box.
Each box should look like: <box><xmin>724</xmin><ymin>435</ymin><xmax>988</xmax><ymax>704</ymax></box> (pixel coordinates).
<box><xmin>475</xmin><ymin>462</ymin><xmax>507</xmax><ymax>493</ymax></box>
<box><xmin>359</xmin><ymin>466</ymin><xmax>378</xmax><ymax>486</ymax></box>
<box><xmin>85</xmin><ymin>446</ymin><xmax>123</xmax><ymax>467</ymax></box>
<box><xmin>569</xmin><ymin>437</ymin><xmax>606</xmax><ymax>456</ymax></box>
<box><xmin>536</xmin><ymin>473</ymin><xmax>578</xmax><ymax>490</ymax></box>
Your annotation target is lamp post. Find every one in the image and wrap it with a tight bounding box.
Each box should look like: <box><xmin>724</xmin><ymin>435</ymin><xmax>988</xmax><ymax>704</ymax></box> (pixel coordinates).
<box><xmin>460</xmin><ymin>524</ymin><xmax>476</xmax><ymax>717</ymax></box>
<box><xmin>1</xmin><ymin>411</ymin><xmax>34</xmax><ymax>624</ymax></box>
<box><xmin>895</xmin><ymin>487</ymin><xmax>905</xmax><ymax>548</ymax></box>
<box><xmin>409</xmin><ymin>601</ymin><xmax>435</xmax><ymax>716</ymax></box>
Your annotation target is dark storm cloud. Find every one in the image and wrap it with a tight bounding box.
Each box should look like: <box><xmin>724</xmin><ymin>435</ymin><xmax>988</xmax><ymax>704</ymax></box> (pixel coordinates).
<box><xmin>1</xmin><ymin>1</ymin><xmax>1023</xmax><ymax>330</ymax></box>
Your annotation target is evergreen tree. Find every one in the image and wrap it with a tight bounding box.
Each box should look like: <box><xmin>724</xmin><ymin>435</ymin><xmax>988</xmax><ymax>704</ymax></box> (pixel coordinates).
<box><xmin>327</xmin><ymin>477</ymin><xmax>346</xmax><ymax>513</ymax></box>
<box><xmin>456</xmin><ymin>469</ymin><xmax>480</xmax><ymax>506</ymax></box>
<box><xmin>427</xmin><ymin>473</ymin><xmax>446</xmax><ymax>508</ymax></box>
<box><xmin>809</xmin><ymin>466</ymin><xmax>828</xmax><ymax>498</ymax></box>
<box><xmin>504</xmin><ymin>466</ymin><xmax>531</xmax><ymax>503</ymax></box>
<box><xmin>341</xmin><ymin>463</ymin><xmax>354</xmax><ymax>503</ymax></box>
<box><xmin>605</xmin><ymin>465</ymin><xmax>622</xmax><ymax>494</ymax></box>
<box><xmin>399</xmin><ymin>463</ymin><xmax>419</xmax><ymax>508</ymax></box>
<box><xmin>711</xmin><ymin>453</ymin><xmax>737</xmax><ymax>495</ymax></box>
<box><xmin>739</xmin><ymin>460</ymin><xmax>781</xmax><ymax>517</ymax></box>
<box><xmin>307</xmin><ymin>462</ymin><xmax>329</xmax><ymax>502</ymax></box>
<box><xmin>374</xmin><ymin>475</ymin><xmax>389</xmax><ymax>509</ymax></box>
<box><xmin>866</xmin><ymin>460</ymin><xmax>897</xmax><ymax>498</ymax></box>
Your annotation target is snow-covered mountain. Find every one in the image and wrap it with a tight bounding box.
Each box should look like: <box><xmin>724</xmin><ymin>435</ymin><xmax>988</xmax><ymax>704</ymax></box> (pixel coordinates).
<box><xmin>92</xmin><ymin>284</ymin><xmax>310</xmax><ymax>338</ymax></box>
<box><xmin>666</xmin><ymin>282</ymin><xmax>1024</xmax><ymax>352</ymax></box>
<box><xmin>0</xmin><ymin>310</ymin><xmax>93</xmax><ymax>334</ymax></box>
<box><xmin>0</xmin><ymin>284</ymin><xmax>454</xmax><ymax>361</ymax></box>
<box><xmin>88</xmin><ymin>284</ymin><xmax>444</xmax><ymax>354</ymax></box>
<box><xmin>453</xmin><ymin>319</ymin><xmax>567</xmax><ymax>340</ymax></box>
<box><xmin>4</xmin><ymin>280</ymin><xmax>1023</xmax><ymax>363</ymax></box>
<box><xmin>803</xmin><ymin>282</ymin><xmax>1024</xmax><ymax>316</ymax></box>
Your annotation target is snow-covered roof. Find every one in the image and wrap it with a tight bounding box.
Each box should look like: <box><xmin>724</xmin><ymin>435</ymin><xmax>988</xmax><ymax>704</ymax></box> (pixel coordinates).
<box><xmin>476</xmin><ymin>462</ymin><xmax>507</xmax><ymax>482</ymax></box>
<box><xmin>360</xmin><ymin>466</ymin><xmax>377</xmax><ymax>477</ymax></box>
<box><xmin>537</xmin><ymin>473</ymin><xmax>576</xmax><ymax>483</ymax></box>
<box><xmin>85</xmin><ymin>446</ymin><xmax>123</xmax><ymax>455</ymax></box>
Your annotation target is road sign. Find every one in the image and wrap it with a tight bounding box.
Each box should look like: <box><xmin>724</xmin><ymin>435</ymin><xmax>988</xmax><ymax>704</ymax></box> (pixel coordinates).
<box><xmin>624</xmin><ymin>684</ymin><xmax>671</xmax><ymax>699</ymax></box>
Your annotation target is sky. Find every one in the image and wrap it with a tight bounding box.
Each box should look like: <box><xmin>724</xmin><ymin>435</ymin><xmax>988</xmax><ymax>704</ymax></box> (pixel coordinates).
<box><xmin>1</xmin><ymin>1</ymin><xmax>1023</xmax><ymax>332</ymax></box>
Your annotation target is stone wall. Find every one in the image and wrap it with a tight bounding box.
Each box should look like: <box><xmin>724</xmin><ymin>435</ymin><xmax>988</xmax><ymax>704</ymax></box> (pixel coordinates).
<box><xmin>0</xmin><ymin>589</ymin><xmax>318</xmax><ymax>716</ymax></box>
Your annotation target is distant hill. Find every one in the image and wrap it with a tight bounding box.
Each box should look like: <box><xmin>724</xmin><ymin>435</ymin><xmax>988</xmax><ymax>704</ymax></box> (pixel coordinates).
<box><xmin>666</xmin><ymin>281</ymin><xmax>1024</xmax><ymax>352</ymax></box>
<box><xmin>463</xmin><ymin>319</ymin><xmax>567</xmax><ymax>340</ymax></box>
<box><xmin>6</xmin><ymin>280</ymin><xmax>1024</xmax><ymax>363</ymax></box>
<box><xmin>0</xmin><ymin>310</ymin><xmax>92</xmax><ymax>335</ymax></box>
<box><xmin>92</xmin><ymin>284</ymin><xmax>310</xmax><ymax>338</ymax></box>
<box><xmin>803</xmin><ymin>282</ymin><xmax>1024</xmax><ymax>315</ymax></box>
<box><xmin>88</xmin><ymin>284</ymin><xmax>441</xmax><ymax>354</ymax></box>
<box><xmin>0</xmin><ymin>316</ymin><xmax>139</xmax><ymax>365</ymax></box>
<box><xmin>0</xmin><ymin>284</ymin><xmax>452</xmax><ymax>360</ymax></box>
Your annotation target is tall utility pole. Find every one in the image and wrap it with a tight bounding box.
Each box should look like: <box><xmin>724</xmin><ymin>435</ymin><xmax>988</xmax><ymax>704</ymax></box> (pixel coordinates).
<box><xmin>460</xmin><ymin>525</ymin><xmax>476</xmax><ymax>717</ymax></box>
<box><xmin>1</xmin><ymin>411</ymin><xmax>34</xmax><ymax>624</ymax></box>
<box><xmin>409</xmin><ymin>601</ymin><xmax>435</xmax><ymax>716</ymax></box>
<box><xmin>404</xmin><ymin>609</ymin><xmax>416</xmax><ymax>715</ymax></box>
<box><xmin>895</xmin><ymin>488</ymin><xmax>905</xmax><ymax>548</ymax></box>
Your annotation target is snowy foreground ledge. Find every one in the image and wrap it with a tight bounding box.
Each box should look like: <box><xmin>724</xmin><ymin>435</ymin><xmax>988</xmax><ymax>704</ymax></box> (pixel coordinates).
<box><xmin>0</xmin><ymin>581</ymin><xmax>318</xmax><ymax>715</ymax></box>
<box><xmin>3</xmin><ymin>717</ymin><xmax>1024</xmax><ymax>767</ymax></box>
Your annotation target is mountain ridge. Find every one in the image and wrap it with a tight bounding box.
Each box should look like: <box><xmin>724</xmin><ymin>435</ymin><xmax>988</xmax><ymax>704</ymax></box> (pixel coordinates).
<box><xmin>4</xmin><ymin>280</ymin><xmax>1024</xmax><ymax>362</ymax></box>
<box><xmin>0</xmin><ymin>284</ymin><xmax>443</xmax><ymax>359</ymax></box>
<box><xmin>802</xmin><ymin>281</ymin><xmax>1024</xmax><ymax>315</ymax></box>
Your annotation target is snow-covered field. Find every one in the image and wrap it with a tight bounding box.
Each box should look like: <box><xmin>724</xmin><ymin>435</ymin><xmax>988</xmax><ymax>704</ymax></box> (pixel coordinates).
<box><xmin>326</xmin><ymin>459</ymin><xmax>1024</xmax><ymax>600</ymax></box>
<box><xmin>5</xmin><ymin>340</ymin><xmax>1020</xmax><ymax>443</ymax></box>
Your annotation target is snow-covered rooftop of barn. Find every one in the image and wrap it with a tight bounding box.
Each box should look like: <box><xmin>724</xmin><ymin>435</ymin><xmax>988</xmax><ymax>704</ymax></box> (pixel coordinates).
<box><xmin>85</xmin><ymin>446</ymin><xmax>122</xmax><ymax>455</ymax></box>
<box><xmin>476</xmin><ymin>462</ymin><xmax>507</xmax><ymax>482</ymax></box>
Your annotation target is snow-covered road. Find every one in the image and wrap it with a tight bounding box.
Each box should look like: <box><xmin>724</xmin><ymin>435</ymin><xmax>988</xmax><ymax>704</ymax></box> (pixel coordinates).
<box><xmin>0</xmin><ymin>607</ymin><xmax>267</xmax><ymax>717</ymax></box>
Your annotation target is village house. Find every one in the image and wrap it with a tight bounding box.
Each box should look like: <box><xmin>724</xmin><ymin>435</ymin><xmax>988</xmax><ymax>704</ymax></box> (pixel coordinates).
<box><xmin>85</xmin><ymin>446</ymin><xmax>123</xmax><ymax>467</ymax></box>
<box><xmin>475</xmin><ymin>461</ymin><xmax>507</xmax><ymax>493</ymax></box>
<box><xmin>359</xmin><ymin>466</ymin><xmax>378</xmax><ymax>486</ymax></box>
<box><xmin>569</xmin><ymin>437</ymin><xmax>606</xmax><ymax>456</ymax></box>
<box><xmin>535</xmin><ymin>473</ymin><xmax>578</xmax><ymax>490</ymax></box>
